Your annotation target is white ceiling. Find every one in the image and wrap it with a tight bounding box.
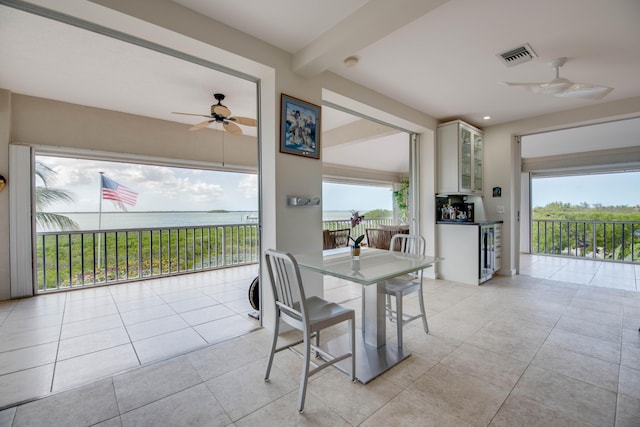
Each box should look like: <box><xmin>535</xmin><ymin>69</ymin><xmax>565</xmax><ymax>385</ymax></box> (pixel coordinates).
<box><xmin>0</xmin><ymin>5</ymin><xmax>258</xmax><ymax>135</ymax></box>
<box><xmin>176</xmin><ymin>0</ymin><xmax>640</xmax><ymax>126</ymax></box>
<box><xmin>1</xmin><ymin>0</ymin><xmax>639</xmax><ymax>175</ymax></box>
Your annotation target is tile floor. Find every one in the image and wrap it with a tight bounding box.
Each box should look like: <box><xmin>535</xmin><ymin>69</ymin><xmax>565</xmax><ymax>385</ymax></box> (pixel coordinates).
<box><xmin>520</xmin><ymin>253</ymin><xmax>640</xmax><ymax>291</ymax></box>
<box><xmin>0</xmin><ymin>257</ymin><xmax>639</xmax><ymax>426</ymax></box>
<box><xmin>0</xmin><ymin>265</ymin><xmax>260</xmax><ymax>409</ymax></box>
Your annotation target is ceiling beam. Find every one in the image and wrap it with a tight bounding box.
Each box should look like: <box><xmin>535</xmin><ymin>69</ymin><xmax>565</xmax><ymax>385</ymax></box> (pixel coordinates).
<box><xmin>292</xmin><ymin>0</ymin><xmax>450</xmax><ymax>76</ymax></box>
<box><xmin>323</xmin><ymin>118</ymin><xmax>398</xmax><ymax>148</ymax></box>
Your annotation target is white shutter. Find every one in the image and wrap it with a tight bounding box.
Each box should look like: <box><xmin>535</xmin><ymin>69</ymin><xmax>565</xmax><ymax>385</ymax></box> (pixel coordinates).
<box><xmin>9</xmin><ymin>144</ymin><xmax>34</xmax><ymax>297</ymax></box>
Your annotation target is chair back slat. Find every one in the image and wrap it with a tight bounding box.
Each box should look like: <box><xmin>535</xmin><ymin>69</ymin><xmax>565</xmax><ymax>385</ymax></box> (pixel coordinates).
<box><xmin>390</xmin><ymin>234</ymin><xmax>425</xmax><ymax>256</ymax></box>
<box><xmin>265</xmin><ymin>249</ymin><xmax>307</xmax><ymax>324</ymax></box>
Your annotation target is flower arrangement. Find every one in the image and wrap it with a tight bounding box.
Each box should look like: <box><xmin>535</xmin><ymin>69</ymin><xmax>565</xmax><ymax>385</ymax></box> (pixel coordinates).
<box><xmin>349</xmin><ymin>210</ymin><xmax>365</xmax><ymax>247</ymax></box>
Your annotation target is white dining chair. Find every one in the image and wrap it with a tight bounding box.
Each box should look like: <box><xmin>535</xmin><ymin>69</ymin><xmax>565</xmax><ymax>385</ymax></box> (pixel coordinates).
<box><xmin>384</xmin><ymin>234</ymin><xmax>429</xmax><ymax>348</ymax></box>
<box><xmin>263</xmin><ymin>249</ymin><xmax>356</xmax><ymax>413</ymax></box>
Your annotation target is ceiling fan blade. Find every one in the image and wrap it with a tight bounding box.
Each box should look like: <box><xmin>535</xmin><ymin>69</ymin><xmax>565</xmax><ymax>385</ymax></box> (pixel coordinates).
<box><xmin>503</xmin><ymin>79</ymin><xmax>572</xmax><ymax>95</ymax></box>
<box><xmin>213</xmin><ymin>105</ymin><xmax>231</xmax><ymax>117</ymax></box>
<box><xmin>223</xmin><ymin>121</ymin><xmax>243</xmax><ymax>135</ymax></box>
<box><xmin>503</xmin><ymin>81</ymin><xmax>545</xmax><ymax>87</ymax></box>
<box><xmin>504</xmin><ymin>57</ymin><xmax>613</xmax><ymax>100</ymax></box>
<box><xmin>231</xmin><ymin>116</ymin><xmax>257</xmax><ymax>126</ymax></box>
<box><xmin>172</xmin><ymin>112</ymin><xmax>211</xmax><ymax>118</ymax></box>
<box><xmin>189</xmin><ymin>120</ymin><xmax>213</xmax><ymax>131</ymax></box>
<box><xmin>535</xmin><ymin>77</ymin><xmax>573</xmax><ymax>95</ymax></box>
<box><xmin>555</xmin><ymin>84</ymin><xmax>613</xmax><ymax>100</ymax></box>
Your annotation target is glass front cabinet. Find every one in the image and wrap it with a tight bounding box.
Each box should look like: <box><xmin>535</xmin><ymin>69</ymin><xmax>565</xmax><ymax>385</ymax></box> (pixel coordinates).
<box><xmin>437</xmin><ymin>120</ymin><xmax>483</xmax><ymax>195</ymax></box>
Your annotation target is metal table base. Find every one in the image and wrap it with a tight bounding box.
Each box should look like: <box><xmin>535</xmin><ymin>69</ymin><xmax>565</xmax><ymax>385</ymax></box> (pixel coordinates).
<box><xmin>322</xmin><ymin>332</ymin><xmax>410</xmax><ymax>384</ymax></box>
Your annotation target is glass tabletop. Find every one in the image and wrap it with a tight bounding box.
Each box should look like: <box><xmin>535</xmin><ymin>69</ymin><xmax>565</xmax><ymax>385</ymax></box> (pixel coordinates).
<box><xmin>296</xmin><ymin>247</ymin><xmax>440</xmax><ymax>285</ymax></box>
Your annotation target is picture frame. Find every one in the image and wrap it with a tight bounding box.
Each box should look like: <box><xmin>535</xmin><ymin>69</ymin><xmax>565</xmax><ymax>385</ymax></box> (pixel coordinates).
<box><xmin>280</xmin><ymin>93</ymin><xmax>321</xmax><ymax>159</ymax></box>
<box><xmin>493</xmin><ymin>186</ymin><xmax>502</xmax><ymax>197</ymax></box>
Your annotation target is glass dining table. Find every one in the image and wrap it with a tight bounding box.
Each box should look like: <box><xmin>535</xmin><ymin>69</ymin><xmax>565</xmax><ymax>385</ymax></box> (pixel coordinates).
<box><xmin>296</xmin><ymin>247</ymin><xmax>441</xmax><ymax>383</ymax></box>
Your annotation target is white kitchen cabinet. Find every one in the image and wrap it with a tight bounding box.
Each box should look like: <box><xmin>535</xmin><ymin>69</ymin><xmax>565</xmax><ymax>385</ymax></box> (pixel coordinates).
<box><xmin>437</xmin><ymin>223</ymin><xmax>479</xmax><ymax>285</ymax></box>
<box><xmin>437</xmin><ymin>120</ymin><xmax>483</xmax><ymax>195</ymax></box>
<box><xmin>436</xmin><ymin>222</ymin><xmax>502</xmax><ymax>285</ymax></box>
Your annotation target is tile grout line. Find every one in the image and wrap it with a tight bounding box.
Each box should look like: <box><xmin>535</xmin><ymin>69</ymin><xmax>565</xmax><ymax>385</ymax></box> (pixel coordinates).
<box><xmin>109</xmin><ymin>283</ymin><xmax>143</xmax><ymax>367</ymax></box>
<box><xmin>49</xmin><ymin>292</ymin><xmax>68</xmax><ymax>394</ymax></box>
<box><xmin>485</xmin><ymin>283</ymin><xmax>592</xmax><ymax>426</ymax></box>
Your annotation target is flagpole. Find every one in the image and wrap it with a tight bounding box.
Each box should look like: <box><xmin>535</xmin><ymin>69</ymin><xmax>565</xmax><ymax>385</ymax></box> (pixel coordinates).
<box><xmin>98</xmin><ymin>172</ymin><xmax>104</xmax><ymax>230</ymax></box>
<box><xmin>97</xmin><ymin>172</ymin><xmax>104</xmax><ymax>272</ymax></box>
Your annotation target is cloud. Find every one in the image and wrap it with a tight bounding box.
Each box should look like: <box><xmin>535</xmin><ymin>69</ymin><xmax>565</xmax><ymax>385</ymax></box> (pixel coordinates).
<box><xmin>237</xmin><ymin>174</ymin><xmax>257</xmax><ymax>199</ymax></box>
<box><xmin>36</xmin><ymin>155</ymin><xmax>239</xmax><ymax>211</ymax></box>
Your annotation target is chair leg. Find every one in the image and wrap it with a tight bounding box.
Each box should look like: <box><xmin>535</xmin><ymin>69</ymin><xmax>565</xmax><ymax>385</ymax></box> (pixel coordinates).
<box><xmin>264</xmin><ymin>314</ymin><xmax>280</xmax><ymax>381</ymax></box>
<box><xmin>314</xmin><ymin>330</ymin><xmax>320</xmax><ymax>358</ymax></box>
<box><xmin>418</xmin><ymin>287</ymin><xmax>429</xmax><ymax>333</ymax></box>
<box><xmin>350</xmin><ymin>317</ymin><xmax>356</xmax><ymax>382</ymax></box>
<box><xmin>361</xmin><ymin>288</ymin><xmax>366</xmax><ymax>335</ymax></box>
<box><xmin>297</xmin><ymin>331</ymin><xmax>311</xmax><ymax>413</ymax></box>
<box><xmin>395</xmin><ymin>292</ymin><xmax>403</xmax><ymax>349</ymax></box>
<box><xmin>386</xmin><ymin>293</ymin><xmax>393</xmax><ymax>321</ymax></box>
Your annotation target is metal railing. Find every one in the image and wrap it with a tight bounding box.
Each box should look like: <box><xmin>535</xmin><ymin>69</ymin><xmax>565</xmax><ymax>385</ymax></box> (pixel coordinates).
<box><xmin>35</xmin><ymin>218</ymin><xmax>400</xmax><ymax>292</ymax></box>
<box><xmin>35</xmin><ymin>223</ymin><xmax>259</xmax><ymax>292</ymax></box>
<box><xmin>531</xmin><ymin>219</ymin><xmax>640</xmax><ymax>263</ymax></box>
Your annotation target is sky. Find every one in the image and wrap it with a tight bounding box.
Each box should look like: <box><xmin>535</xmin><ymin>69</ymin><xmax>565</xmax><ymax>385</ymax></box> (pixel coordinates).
<box><xmin>531</xmin><ymin>171</ymin><xmax>640</xmax><ymax>207</ymax></box>
<box><xmin>37</xmin><ymin>156</ymin><xmax>258</xmax><ymax>212</ymax></box>
<box><xmin>37</xmin><ymin>156</ymin><xmax>393</xmax><ymax>213</ymax></box>
<box><xmin>322</xmin><ymin>183</ymin><xmax>393</xmax><ymax>212</ymax></box>
<box><xmin>38</xmin><ymin>155</ymin><xmax>638</xmax><ymax>213</ymax></box>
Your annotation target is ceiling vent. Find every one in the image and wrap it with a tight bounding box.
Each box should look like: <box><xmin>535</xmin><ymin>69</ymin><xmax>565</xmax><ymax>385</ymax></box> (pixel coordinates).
<box><xmin>497</xmin><ymin>43</ymin><xmax>537</xmax><ymax>67</ymax></box>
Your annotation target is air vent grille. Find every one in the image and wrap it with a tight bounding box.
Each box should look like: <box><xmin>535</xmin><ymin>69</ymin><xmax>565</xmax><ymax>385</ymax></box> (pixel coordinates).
<box><xmin>497</xmin><ymin>43</ymin><xmax>537</xmax><ymax>67</ymax></box>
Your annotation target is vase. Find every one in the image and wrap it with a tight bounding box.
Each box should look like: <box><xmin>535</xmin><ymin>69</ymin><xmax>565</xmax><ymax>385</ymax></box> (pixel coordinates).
<box><xmin>350</xmin><ymin>245</ymin><xmax>361</xmax><ymax>259</ymax></box>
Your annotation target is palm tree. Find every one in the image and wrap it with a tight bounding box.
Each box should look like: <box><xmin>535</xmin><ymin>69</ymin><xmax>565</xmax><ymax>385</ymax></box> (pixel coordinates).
<box><xmin>35</xmin><ymin>161</ymin><xmax>78</xmax><ymax>230</ymax></box>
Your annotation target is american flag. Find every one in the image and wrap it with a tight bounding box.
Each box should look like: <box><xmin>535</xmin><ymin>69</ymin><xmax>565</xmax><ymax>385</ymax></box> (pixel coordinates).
<box><xmin>101</xmin><ymin>174</ymin><xmax>137</xmax><ymax>211</ymax></box>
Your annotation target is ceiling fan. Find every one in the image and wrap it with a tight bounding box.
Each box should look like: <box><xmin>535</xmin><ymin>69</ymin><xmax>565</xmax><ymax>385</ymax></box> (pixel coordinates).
<box><xmin>504</xmin><ymin>57</ymin><xmax>613</xmax><ymax>100</ymax></box>
<box><xmin>172</xmin><ymin>93</ymin><xmax>257</xmax><ymax>135</ymax></box>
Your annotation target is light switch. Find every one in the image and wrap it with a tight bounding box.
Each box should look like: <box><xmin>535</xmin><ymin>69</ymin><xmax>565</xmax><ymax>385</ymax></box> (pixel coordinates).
<box><xmin>496</xmin><ymin>205</ymin><xmax>504</xmax><ymax>214</ymax></box>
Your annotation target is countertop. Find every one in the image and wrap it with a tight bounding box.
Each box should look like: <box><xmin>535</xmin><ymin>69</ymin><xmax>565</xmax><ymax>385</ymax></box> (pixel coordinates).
<box><xmin>437</xmin><ymin>219</ymin><xmax>503</xmax><ymax>225</ymax></box>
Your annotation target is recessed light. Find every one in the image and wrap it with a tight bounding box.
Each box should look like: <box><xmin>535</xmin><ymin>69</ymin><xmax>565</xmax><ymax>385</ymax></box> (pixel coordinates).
<box><xmin>344</xmin><ymin>56</ymin><xmax>359</xmax><ymax>68</ymax></box>
<box><xmin>483</xmin><ymin>116</ymin><xmax>492</xmax><ymax>120</ymax></box>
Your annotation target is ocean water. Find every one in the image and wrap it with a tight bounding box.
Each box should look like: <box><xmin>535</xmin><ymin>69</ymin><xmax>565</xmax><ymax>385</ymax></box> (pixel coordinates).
<box><xmin>54</xmin><ymin>210</ymin><xmax>353</xmax><ymax>231</ymax></box>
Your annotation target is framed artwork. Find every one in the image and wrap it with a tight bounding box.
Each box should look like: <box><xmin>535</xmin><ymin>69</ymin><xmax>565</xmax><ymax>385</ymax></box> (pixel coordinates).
<box><xmin>493</xmin><ymin>186</ymin><xmax>502</xmax><ymax>197</ymax></box>
<box><xmin>280</xmin><ymin>94</ymin><xmax>321</xmax><ymax>159</ymax></box>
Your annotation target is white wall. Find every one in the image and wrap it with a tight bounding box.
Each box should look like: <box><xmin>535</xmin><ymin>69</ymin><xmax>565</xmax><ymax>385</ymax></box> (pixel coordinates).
<box><xmin>0</xmin><ymin>91</ymin><xmax>10</xmax><ymax>299</ymax></box>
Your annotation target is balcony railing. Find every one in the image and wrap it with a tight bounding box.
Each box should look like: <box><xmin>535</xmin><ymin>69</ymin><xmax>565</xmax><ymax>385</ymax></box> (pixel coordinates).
<box><xmin>36</xmin><ymin>223</ymin><xmax>260</xmax><ymax>293</ymax></box>
<box><xmin>531</xmin><ymin>219</ymin><xmax>640</xmax><ymax>263</ymax></box>
<box><xmin>36</xmin><ymin>218</ymin><xmax>400</xmax><ymax>293</ymax></box>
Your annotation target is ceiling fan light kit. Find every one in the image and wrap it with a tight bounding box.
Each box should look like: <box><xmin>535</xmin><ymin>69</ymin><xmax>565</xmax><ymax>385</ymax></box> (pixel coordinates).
<box><xmin>172</xmin><ymin>93</ymin><xmax>256</xmax><ymax>135</ymax></box>
<box><xmin>504</xmin><ymin>57</ymin><xmax>613</xmax><ymax>100</ymax></box>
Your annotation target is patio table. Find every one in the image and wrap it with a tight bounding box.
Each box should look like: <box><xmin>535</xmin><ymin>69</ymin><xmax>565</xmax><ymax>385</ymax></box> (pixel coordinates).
<box><xmin>296</xmin><ymin>247</ymin><xmax>440</xmax><ymax>383</ymax></box>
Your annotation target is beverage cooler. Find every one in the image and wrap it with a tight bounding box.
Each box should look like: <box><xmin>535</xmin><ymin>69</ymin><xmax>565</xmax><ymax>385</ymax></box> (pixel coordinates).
<box><xmin>480</xmin><ymin>224</ymin><xmax>495</xmax><ymax>283</ymax></box>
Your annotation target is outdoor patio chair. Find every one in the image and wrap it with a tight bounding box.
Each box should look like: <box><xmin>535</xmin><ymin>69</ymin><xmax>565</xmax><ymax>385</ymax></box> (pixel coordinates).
<box><xmin>365</xmin><ymin>227</ymin><xmax>409</xmax><ymax>250</ymax></box>
<box><xmin>322</xmin><ymin>228</ymin><xmax>350</xmax><ymax>249</ymax></box>
<box><xmin>263</xmin><ymin>249</ymin><xmax>356</xmax><ymax>413</ymax></box>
